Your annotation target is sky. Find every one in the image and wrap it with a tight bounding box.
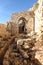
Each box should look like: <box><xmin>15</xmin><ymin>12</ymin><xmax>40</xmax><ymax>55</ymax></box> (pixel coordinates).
<box><xmin>0</xmin><ymin>0</ymin><xmax>37</xmax><ymax>24</ymax></box>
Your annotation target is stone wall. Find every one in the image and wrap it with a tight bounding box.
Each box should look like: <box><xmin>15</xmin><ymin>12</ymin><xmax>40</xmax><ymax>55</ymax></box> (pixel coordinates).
<box><xmin>7</xmin><ymin>11</ymin><xmax>35</xmax><ymax>35</ymax></box>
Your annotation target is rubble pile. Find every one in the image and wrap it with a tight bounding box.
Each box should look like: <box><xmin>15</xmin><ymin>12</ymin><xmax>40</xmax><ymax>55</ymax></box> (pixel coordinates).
<box><xmin>0</xmin><ymin>32</ymin><xmax>42</xmax><ymax>65</ymax></box>
<box><xmin>3</xmin><ymin>34</ymin><xmax>36</xmax><ymax>65</ymax></box>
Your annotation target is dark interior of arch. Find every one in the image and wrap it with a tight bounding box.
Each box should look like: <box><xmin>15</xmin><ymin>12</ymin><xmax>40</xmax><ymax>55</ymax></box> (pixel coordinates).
<box><xmin>18</xmin><ymin>17</ymin><xmax>27</xmax><ymax>34</ymax></box>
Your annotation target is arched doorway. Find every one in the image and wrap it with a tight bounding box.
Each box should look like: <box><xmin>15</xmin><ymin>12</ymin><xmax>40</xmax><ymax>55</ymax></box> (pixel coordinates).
<box><xmin>18</xmin><ymin>17</ymin><xmax>27</xmax><ymax>34</ymax></box>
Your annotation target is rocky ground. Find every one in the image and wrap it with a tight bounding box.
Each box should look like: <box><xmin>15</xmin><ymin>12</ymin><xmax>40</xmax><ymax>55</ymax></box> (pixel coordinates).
<box><xmin>0</xmin><ymin>32</ymin><xmax>43</xmax><ymax>65</ymax></box>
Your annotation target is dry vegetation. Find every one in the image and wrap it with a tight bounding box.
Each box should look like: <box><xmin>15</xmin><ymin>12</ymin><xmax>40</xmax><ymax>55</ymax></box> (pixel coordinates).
<box><xmin>0</xmin><ymin>32</ymin><xmax>11</xmax><ymax>49</ymax></box>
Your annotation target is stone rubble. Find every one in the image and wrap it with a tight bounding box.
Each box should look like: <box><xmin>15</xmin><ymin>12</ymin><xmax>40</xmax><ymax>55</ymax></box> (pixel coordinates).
<box><xmin>3</xmin><ymin>33</ymin><xmax>36</xmax><ymax>65</ymax></box>
<box><xmin>3</xmin><ymin>32</ymin><xmax>42</xmax><ymax>65</ymax></box>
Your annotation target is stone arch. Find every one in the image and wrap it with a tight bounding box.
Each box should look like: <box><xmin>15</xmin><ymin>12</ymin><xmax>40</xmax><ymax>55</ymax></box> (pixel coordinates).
<box><xmin>18</xmin><ymin>17</ymin><xmax>27</xmax><ymax>34</ymax></box>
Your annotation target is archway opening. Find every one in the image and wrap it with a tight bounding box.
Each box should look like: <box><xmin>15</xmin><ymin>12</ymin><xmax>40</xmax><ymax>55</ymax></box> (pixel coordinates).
<box><xmin>18</xmin><ymin>17</ymin><xmax>27</xmax><ymax>34</ymax></box>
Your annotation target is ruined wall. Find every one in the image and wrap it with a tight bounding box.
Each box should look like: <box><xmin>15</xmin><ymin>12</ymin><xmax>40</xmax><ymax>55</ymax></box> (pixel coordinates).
<box><xmin>8</xmin><ymin>11</ymin><xmax>35</xmax><ymax>35</ymax></box>
<box><xmin>35</xmin><ymin>0</ymin><xmax>43</xmax><ymax>34</ymax></box>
